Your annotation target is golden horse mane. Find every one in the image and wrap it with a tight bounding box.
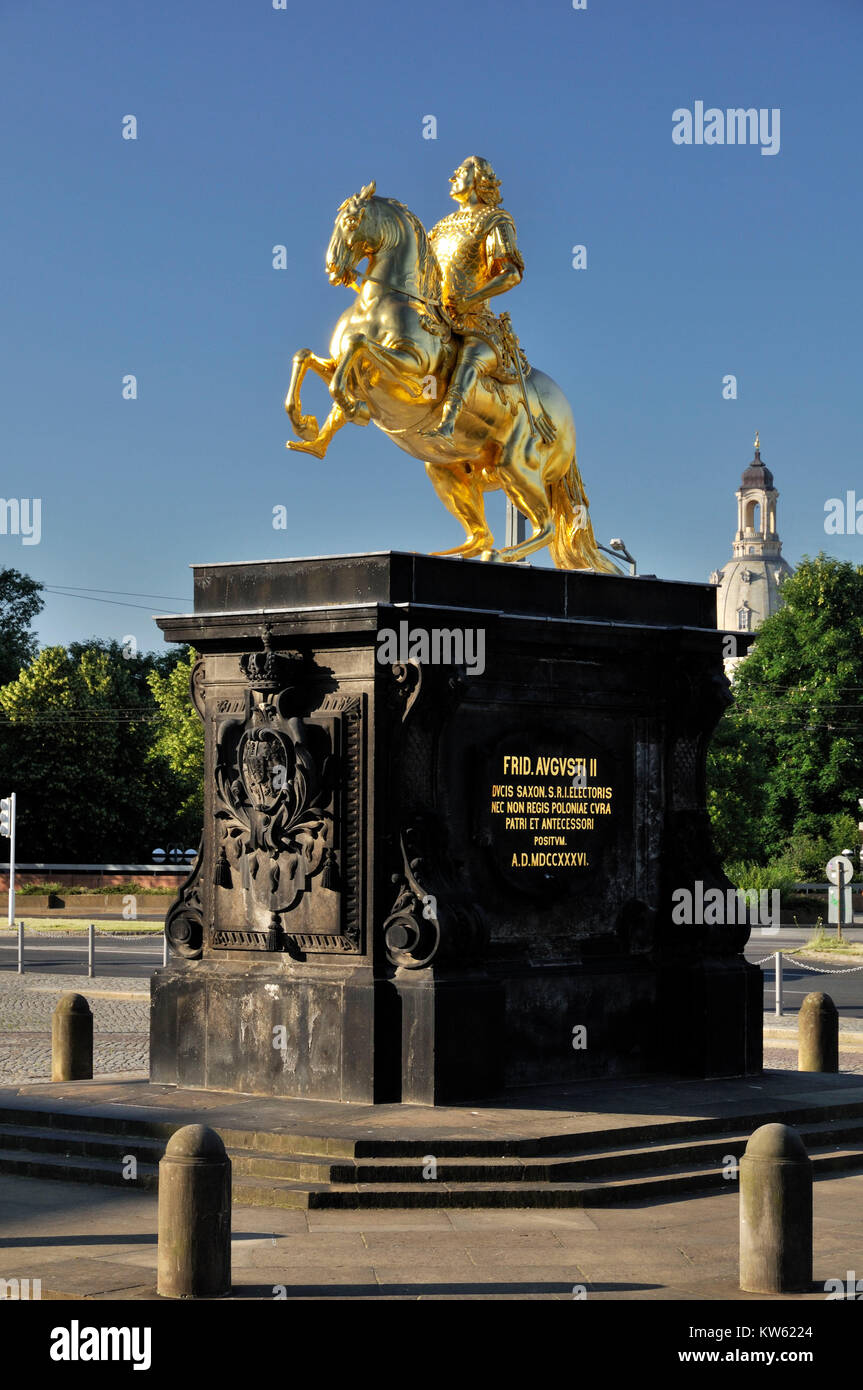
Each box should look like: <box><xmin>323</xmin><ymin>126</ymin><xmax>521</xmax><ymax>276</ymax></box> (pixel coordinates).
<box><xmin>383</xmin><ymin>199</ymin><xmax>442</xmax><ymax>304</ymax></box>
<box><xmin>344</xmin><ymin>186</ymin><xmax>442</xmax><ymax>305</ymax></box>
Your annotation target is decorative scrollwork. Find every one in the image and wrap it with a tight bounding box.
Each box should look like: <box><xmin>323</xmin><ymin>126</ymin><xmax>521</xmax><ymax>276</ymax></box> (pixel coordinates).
<box><xmin>382</xmin><ymin>821</ymin><xmax>486</xmax><ymax>969</ymax></box>
<box><xmin>189</xmin><ymin>658</ymin><xmax>206</xmax><ymax>720</ymax></box>
<box><xmin>383</xmin><ymin>875</ymin><xmax>441</xmax><ymax>969</ymax></box>
<box><xmin>391</xmin><ymin>659</ymin><xmax>422</xmax><ymax>721</ymax></box>
<box><xmin>165</xmin><ymin>836</ymin><xmax>204</xmax><ymax>959</ymax></box>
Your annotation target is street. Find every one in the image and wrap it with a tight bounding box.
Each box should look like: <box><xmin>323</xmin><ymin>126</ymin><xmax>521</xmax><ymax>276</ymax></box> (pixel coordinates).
<box><xmin>1</xmin><ymin>929</ymin><xmax>861</xmax><ymax>1020</ymax></box>
<box><xmin>0</xmin><ymin>935</ymin><xmax>163</xmax><ymax>981</ymax></box>
<box><xmin>746</xmin><ymin>926</ymin><xmax>863</xmax><ymax>1023</ymax></box>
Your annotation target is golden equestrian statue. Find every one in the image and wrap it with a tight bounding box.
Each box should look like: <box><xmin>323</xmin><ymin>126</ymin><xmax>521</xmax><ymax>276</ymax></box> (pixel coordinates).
<box><xmin>285</xmin><ymin>156</ymin><xmax>619</xmax><ymax>570</ymax></box>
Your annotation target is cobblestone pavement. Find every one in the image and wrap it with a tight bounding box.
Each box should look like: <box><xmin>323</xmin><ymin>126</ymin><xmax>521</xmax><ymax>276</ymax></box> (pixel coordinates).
<box><xmin>763</xmin><ymin>1044</ymin><xmax>863</xmax><ymax>1074</ymax></box>
<box><xmin>0</xmin><ymin>971</ymin><xmax>148</xmax><ymax>1084</ymax></box>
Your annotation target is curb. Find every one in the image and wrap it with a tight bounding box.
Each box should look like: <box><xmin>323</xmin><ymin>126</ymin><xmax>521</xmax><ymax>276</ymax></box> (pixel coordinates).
<box><xmin>764</xmin><ymin>1028</ymin><xmax>863</xmax><ymax>1052</ymax></box>
<box><xmin>11</xmin><ymin>987</ymin><xmax>149</xmax><ymax>1000</ymax></box>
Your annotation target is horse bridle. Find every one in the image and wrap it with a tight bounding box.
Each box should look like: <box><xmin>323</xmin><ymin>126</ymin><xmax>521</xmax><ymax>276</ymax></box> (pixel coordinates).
<box><xmin>351</xmin><ymin>266</ymin><xmax>450</xmax><ymax>319</ymax></box>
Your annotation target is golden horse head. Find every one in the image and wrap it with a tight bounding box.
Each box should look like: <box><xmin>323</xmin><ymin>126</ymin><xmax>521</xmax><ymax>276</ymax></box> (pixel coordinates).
<box><xmin>326</xmin><ymin>181</ymin><xmax>378</xmax><ymax>287</ymax></box>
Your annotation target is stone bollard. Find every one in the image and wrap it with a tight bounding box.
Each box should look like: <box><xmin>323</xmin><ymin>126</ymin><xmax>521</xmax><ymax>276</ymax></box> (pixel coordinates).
<box><xmin>157</xmin><ymin>1125</ymin><xmax>231</xmax><ymax>1299</ymax></box>
<box><xmin>51</xmin><ymin>993</ymin><xmax>93</xmax><ymax>1081</ymax></box>
<box><xmin>739</xmin><ymin>1123</ymin><xmax>812</xmax><ymax>1293</ymax></box>
<box><xmin>798</xmin><ymin>991</ymin><xmax>839</xmax><ymax>1073</ymax></box>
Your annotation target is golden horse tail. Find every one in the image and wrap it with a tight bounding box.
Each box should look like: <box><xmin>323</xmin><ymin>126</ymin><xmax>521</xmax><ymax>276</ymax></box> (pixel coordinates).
<box><xmin>548</xmin><ymin>452</ymin><xmax>622</xmax><ymax>573</ymax></box>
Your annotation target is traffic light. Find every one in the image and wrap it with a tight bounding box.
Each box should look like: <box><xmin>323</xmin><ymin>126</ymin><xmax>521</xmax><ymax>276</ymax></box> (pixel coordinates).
<box><xmin>0</xmin><ymin>797</ymin><xmax>11</xmax><ymax>838</ymax></box>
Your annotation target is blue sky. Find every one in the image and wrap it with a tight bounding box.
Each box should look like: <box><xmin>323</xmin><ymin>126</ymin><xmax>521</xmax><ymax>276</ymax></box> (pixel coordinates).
<box><xmin>1</xmin><ymin>0</ymin><xmax>861</xmax><ymax>651</ymax></box>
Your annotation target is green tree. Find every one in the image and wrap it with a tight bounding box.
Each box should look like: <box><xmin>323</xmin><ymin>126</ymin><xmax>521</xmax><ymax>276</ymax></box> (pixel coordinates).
<box><xmin>147</xmin><ymin>647</ymin><xmax>204</xmax><ymax>833</ymax></box>
<box><xmin>0</xmin><ymin>569</ymin><xmax>43</xmax><ymax>685</ymax></box>
<box><xmin>708</xmin><ymin>554</ymin><xmax>863</xmax><ymax>867</ymax></box>
<box><xmin>706</xmin><ymin>713</ymin><xmax>768</xmax><ymax>864</ymax></box>
<box><xmin>0</xmin><ymin>640</ymin><xmax>199</xmax><ymax>860</ymax></box>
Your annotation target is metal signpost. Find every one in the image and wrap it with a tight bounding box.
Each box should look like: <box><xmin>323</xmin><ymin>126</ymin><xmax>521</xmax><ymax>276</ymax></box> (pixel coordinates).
<box><xmin>1</xmin><ymin>793</ymin><xmax>16</xmax><ymax>928</ymax></box>
<box><xmin>826</xmin><ymin>853</ymin><xmax>854</xmax><ymax>941</ymax></box>
<box><xmin>1</xmin><ymin>794</ymin><xmax>19</xmax><ymax>972</ymax></box>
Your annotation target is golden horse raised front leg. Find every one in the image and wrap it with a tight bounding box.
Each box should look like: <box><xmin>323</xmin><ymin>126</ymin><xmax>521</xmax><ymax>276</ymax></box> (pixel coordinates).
<box><xmin>286</xmin><ymin>349</ymin><xmax>369</xmax><ymax>459</ymax></box>
<box><xmin>288</xmin><ymin>402</ymin><xmax>358</xmax><ymax>460</ymax></box>
<box><xmin>285</xmin><ymin>349</ymin><xmax>336</xmax><ymax>448</ymax></box>
<box><xmin>330</xmin><ymin>334</ymin><xmax>435</xmax><ymax>421</ymax></box>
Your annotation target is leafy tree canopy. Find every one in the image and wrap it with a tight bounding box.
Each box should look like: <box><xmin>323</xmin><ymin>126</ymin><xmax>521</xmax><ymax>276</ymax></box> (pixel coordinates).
<box><xmin>147</xmin><ymin>647</ymin><xmax>204</xmax><ymax>830</ymax></box>
<box><xmin>708</xmin><ymin>554</ymin><xmax>863</xmax><ymax>873</ymax></box>
<box><xmin>0</xmin><ymin>569</ymin><xmax>44</xmax><ymax>686</ymax></box>
<box><xmin>0</xmin><ymin>640</ymin><xmax>203</xmax><ymax>861</ymax></box>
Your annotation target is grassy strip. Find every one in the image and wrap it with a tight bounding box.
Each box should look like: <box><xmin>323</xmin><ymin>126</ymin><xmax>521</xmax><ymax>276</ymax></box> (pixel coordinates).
<box><xmin>802</xmin><ymin>931</ymin><xmax>863</xmax><ymax>957</ymax></box>
<box><xmin>15</xmin><ymin>883</ymin><xmax>177</xmax><ymax>896</ymax></box>
<box><xmin>0</xmin><ymin>919</ymin><xmax>163</xmax><ymax>934</ymax></box>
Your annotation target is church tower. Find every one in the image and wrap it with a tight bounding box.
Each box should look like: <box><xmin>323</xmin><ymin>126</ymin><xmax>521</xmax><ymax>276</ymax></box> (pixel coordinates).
<box><xmin>710</xmin><ymin>433</ymin><xmax>794</xmax><ymax>633</ymax></box>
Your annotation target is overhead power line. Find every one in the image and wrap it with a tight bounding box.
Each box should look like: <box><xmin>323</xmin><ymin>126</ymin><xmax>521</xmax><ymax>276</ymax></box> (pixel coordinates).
<box><xmin>45</xmin><ymin>585</ymin><xmax>191</xmax><ymax>602</ymax></box>
<box><xmin>43</xmin><ymin>587</ymin><xmax>190</xmax><ymax>612</ymax></box>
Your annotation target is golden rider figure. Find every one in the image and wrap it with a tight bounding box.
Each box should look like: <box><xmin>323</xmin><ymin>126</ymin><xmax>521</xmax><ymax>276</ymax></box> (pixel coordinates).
<box><xmin>421</xmin><ymin>156</ymin><xmax>525</xmax><ymax>441</ymax></box>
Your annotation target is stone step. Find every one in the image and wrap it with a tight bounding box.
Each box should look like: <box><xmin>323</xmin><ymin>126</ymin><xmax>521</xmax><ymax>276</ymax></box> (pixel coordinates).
<box><xmin>5</xmin><ymin>1095</ymin><xmax>863</xmax><ymax>1160</ymax></box>
<box><xmin>3</xmin><ymin>1140</ymin><xmax>859</xmax><ymax>1210</ymax></box>
<box><xmin>578</xmin><ymin>1144</ymin><xmax>863</xmax><ymax>1208</ymax></box>
<box><xmin>3</xmin><ymin>1085</ymin><xmax>863</xmax><ymax>1211</ymax></box>
<box><xmin>3</xmin><ymin>1124</ymin><xmax>862</xmax><ymax>1208</ymax></box>
<box><xmin>351</xmin><ymin>1119</ymin><xmax>863</xmax><ymax>1185</ymax></box>
<box><xmin>3</xmin><ymin>1112</ymin><xmax>863</xmax><ymax>1194</ymax></box>
<box><xmin>0</xmin><ymin>1146</ymin><xmax>160</xmax><ymax>1189</ymax></box>
<box><xmin>229</xmin><ymin>1143</ymin><xmax>863</xmax><ymax>1210</ymax></box>
<box><xmin>0</xmin><ymin>1122</ymin><xmax>166</xmax><ymax>1163</ymax></box>
<box><xmin>0</xmin><ymin>1105</ymin><xmax>177</xmax><ymax>1143</ymax></box>
<box><xmin>225</xmin><ymin>1114</ymin><xmax>863</xmax><ymax>1184</ymax></box>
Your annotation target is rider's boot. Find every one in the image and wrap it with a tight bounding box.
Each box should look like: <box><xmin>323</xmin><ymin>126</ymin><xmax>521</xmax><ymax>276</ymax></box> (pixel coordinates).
<box><xmin>423</xmin><ymin>387</ymin><xmax>465</xmax><ymax>441</ymax></box>
<box><xmin>421</xmin><ymin>355</ymin><xmax>480</xmax><ymax>440</ymax></box>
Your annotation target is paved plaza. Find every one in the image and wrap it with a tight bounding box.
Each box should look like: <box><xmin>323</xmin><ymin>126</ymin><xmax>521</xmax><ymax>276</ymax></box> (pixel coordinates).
<box><xmin>1</xmin><ymin>1168</ymin><xmax>861</xmax><ymax>1300</ymax></box>
<box><xmin>2</xmin><ymin>967</ymin><xmax>863</xmax><ymax>1303</ymax></box>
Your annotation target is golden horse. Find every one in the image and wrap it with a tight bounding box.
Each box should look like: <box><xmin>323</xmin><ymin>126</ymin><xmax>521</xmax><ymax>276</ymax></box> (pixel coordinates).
<box><xmin>285</xmin><ymin>182</ymin><xmax>618</xmax><ymax>570</ymax></box>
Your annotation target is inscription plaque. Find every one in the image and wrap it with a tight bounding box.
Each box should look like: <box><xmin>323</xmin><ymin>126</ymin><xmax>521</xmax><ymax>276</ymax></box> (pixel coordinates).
<box><xmin>483</xmin><ymin>732</ymin><xmax>617</xmax><ymax>887</ymax></box>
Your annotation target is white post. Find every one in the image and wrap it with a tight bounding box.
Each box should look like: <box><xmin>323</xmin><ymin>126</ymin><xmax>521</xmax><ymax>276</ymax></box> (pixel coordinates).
<box><xmin>504</xmin><ymin>501</ymin><xmax>527</xmax><ymax>548</ymax></box>
<box><xmin>17</xmin><ymin>920</ymin><xmax>23</xmax><ymax>975</ymax></box>
<box><xmin>7</xmin><ymin>792</ymin><xmax>15</xmax><ymax>929</ymax></box>
<box><xmin>162</xmin><ymin>932</ymin><xmax>168</xmax><ymax>967</ymax></box>
<box><xmin>88</xmin><ymin>923</ymin><xmax>95</xmax><ymax>979</ymax></box>
<box><xmin>774</xmin><ymin>951</ymin><xmax>783</xmax><ymax>1017</ymax></box>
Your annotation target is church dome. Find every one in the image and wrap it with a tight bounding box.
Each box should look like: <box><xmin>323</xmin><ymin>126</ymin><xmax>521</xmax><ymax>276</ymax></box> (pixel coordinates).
<box><xmin>714</xmin><ymin>554</ymin><xmax>793</xmax><ymax>633</ymax></box>
<box><xmin>741</xmin><ymin>454</ymin><xmax>774</xmax><ymax>490</ymax></box>
<box><xmin>712</xmin><ymin>433</ymin><xmax>794</xmax><ymax>637</ymax></box>
<box><xmin>740</xmin><ymin>432</ymin><xmax>774</xmax><ymax>489</ymax></box>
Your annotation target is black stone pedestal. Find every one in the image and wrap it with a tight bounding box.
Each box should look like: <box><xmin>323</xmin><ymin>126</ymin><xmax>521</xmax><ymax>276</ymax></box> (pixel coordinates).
<box><xmin>150</xmin><ymin>551</ymin><xmax>760</xmax><ymax>1103</ymax></box>
<box><xmin>394</xmin><ymin>969</ymin><xmax>505</xmax><ymax>1105</ymax></box>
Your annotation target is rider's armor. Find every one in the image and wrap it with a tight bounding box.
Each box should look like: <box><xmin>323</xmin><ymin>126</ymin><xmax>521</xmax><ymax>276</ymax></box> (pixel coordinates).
<box><xmin>428</xmin><ymin>206</ymin><xmax>524</xmax><ymax>375</ymax></box>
